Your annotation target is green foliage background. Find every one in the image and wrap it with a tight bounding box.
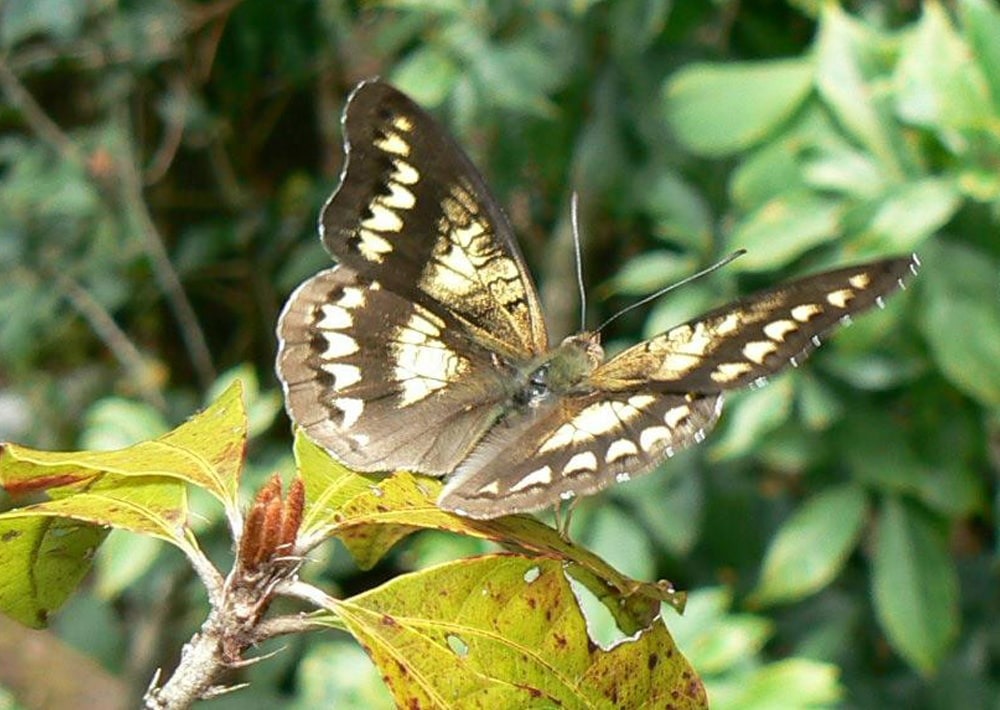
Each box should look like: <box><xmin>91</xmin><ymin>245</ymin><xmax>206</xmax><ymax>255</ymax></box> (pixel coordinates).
<box><xmin>1</xmin><ymin>0</ymin><xmax>998</xmax><ymax>707</ymax></box>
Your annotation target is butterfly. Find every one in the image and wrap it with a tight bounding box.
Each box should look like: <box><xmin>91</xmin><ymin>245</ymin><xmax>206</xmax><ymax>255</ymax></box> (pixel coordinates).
<box><xmin>275</xmin><ymin>79</ymin><xmax>918</xmax><ymax>520</ymax></box>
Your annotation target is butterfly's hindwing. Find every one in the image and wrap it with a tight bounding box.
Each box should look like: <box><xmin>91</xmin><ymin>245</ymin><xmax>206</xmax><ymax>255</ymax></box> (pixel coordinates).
<box><xmin>593</xmin><ymin>256</ymin><xmax>919</xmax><ymax>393</ymax></box>
<box><xmin>439</xmin><ymin>391</ymin><xmax>723</xmax><ymax>518</ymax></box>
<box><xmin>321</xmin><ymin>80</ymin><xmax>547</xmax><ymax>360</ymax></box>
<box><xmin>277</xmin><ymin>265</ymin><xmax>512</xmax><ymax>474</ymax></box>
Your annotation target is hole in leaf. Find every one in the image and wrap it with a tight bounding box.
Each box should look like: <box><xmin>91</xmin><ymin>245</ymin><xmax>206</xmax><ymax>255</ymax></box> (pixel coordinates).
<box><xmin>446</xmin><ymin>633</ymin><xmax>469</xmax><ymax>657</ymax></box>
<box><xmin>523</xmin><ymin>566</ymin><xmax>541</xmax><ymax>583</ymax></box>
<box><xmin>567</xmin><ymin>574</ymin><xmax>630</xmax><ymax>650</ymax></box>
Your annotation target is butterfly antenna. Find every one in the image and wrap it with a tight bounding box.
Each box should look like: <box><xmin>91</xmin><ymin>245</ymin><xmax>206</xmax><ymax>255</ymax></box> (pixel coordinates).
<box><xmin>571</xmin><ymin>192</ymin><xmax>587</xmax><ymax>330</ymax></box>
<box><xmin>596</xmin><ymin>249</ymin><xmax>748</xmax><ymax>334</ymax></box>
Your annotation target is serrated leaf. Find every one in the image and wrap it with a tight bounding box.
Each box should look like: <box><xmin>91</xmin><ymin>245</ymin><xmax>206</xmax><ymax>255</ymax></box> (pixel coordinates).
<box><xmin>872</xmin><ymin>497</ymin><xmax>959</xmax><ymax>674</ymax></box>
<box><xmin>664</xmin><ymin>59</ymin><xmax>814</xmax><ymax>156</ymax></box>
<box><xmin>331</xmin><ymin>555</ymin><xmax>707</xmax><ymax>708</ymax></box>
<box><xmin>0</xmin><ymin>381</ymin><xmax>246</xmax><ymax>508</ymax></box>
<box><xmin>752</xmin><ymin>484</ymin><xmax>869</xmax><ymax>606</ymax></box>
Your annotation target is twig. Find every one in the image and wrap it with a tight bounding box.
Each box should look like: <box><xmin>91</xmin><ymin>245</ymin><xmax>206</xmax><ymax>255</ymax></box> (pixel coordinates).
<box><xmin>53</xmin><ymin>272</ymin><xmax>168</xmax><ymax>411</ymax></box>
<box><xmin>113</xmin><ymin>103</ymin><xmax>217</xmax><ymax>388</ymax></box>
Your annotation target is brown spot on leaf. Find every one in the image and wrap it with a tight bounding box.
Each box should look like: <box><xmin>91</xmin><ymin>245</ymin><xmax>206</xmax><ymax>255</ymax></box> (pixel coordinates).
<box><xmin>647</xmin><ymin>653</ymin><xmax>659</xmax><ymax>670</ymax></box>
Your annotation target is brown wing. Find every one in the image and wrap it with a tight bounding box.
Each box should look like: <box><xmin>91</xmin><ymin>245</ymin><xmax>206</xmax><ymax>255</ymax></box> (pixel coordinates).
<box><xmin>320</xmin><ymin>79</ymin><xmax>548</xmax><ymax>361</ymax></box>
<box><xmin>438</xmin><ymin>391</ymin><xmax>722</xmax><ymax>518</ymax></box>
<box><xmin>277</xmin><ymin>266</ymin><xmax>513</xmax><ymax>475</ymax></box>
<box><xmin>593</xmin><ymin>256</ymin><xmax>919</xmax><ymax>392</ymax></box>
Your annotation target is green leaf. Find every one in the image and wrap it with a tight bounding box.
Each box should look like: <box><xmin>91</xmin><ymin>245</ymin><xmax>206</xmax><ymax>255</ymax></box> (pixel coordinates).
<box><xmin>664</xmin><ymin>59</ymin><xmax>814</xmax><ymax>156</ymax></box>
<box><xmin>814</xmin><ymin>5</ymin><xmax>902</xmax><ymax>177</ymax></box>
<box><xmin>295</xmin><ymin>640</ymin><xmax>395</xmax><ymax>709</ymax></box>
<box><xmin>895</xmin><ymin>2</ymin><xmax>994</xmax><ymax>135</ymax></box>
<box><xmin>872</xmin><ymin>498</ymin><xmax>959</xmax><ymax>674</ymax></box>
<box><xmin>728</xmin><ymin>192</ymin><xmax>843</xmax><ymax>270</ymax></box>
<box><xmin>960</xmin><ymin>0</ymin><xmax>1000</xmax><ymax>114</ymax></box>
<box><xmin>1</xmin><ymin>381</ymin><xmax>246</xmax><ymax>508</ymax></box>
<box><xmin>332</xmin><ymin>555</ymin><xmax>707</xmax><ymax>708</ymax></box>
<box><xmin>710</xmin><ymin>378</ymin><xmax>796</xmax><ymax>460</ymax></box>
<box><xmin>392</xmin><ymin>46</ymin><xmax>460</xmax><ymax>106</ymax></box>
<box><xmin>918</xmin><ymin>240</ymin><xmax>1000</xmax><ymax>406</ymax></box>
<box><xmin>668</xmin><ymin>588</ymin><xmax>772</xmax><ymax>675</ymax></box>
<box><xmin>295</xmin><ymin>440</ymin><xmax>685</xmax><ymax>623</ymax></box>
<box><xmin>752</xmin><ymin>484</ymin><xmax>869</xmax><ymax>606</ymax></box>
<box><xmin>80</xmin><ymin>398</ymin><xmax>169</xmax><ymax>451</ymax></box>
<box><xmin>0</xmin><ymin>516</ymin><xmax>107</xmax><ymax>628</ymax></box>
<box><xmin>711</xmin><ymin>658</ymin><xmax>843</xmax><ymax>709</ymax></box>
<box><xmin>609</xmin><ymin>251</ymin><xmax>697</xmax><ymax>295</ymax></box>
<box><xmin>637</xmin><ymin>171</ymin><xmax>712</xmax><ymax>251</ymax></box>
<box><xmin>863</xmin><ymin>177</ymin><xmax>960</xmax><ymax>251</ymax></box>
<box><xmin>0</xmin><ymin>0</ymin><xmax>89</xmax><ymax>46</ymax></box>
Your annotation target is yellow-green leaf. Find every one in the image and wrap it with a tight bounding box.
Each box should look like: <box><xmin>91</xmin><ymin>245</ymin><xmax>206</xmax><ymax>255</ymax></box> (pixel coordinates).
<box><xmin>0</xmin><ymin>516</ymin><xmax>108</xmax><ymax>628</ymax></box>
<box><xmin>0</xmin><ymin>381</ymin><xmax>246</xmax><ymax>508</ymax></box>
<box><xmin>332</xmin><ymin>554</ymin><xmax>707</xmax><ymax>708</ymax></box>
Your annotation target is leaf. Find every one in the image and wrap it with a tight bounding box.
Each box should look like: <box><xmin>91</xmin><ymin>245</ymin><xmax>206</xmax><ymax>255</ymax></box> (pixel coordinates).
<box><xmin>728</xmin><ymin>192</ymin><xmax>843</xmax><ymax>270</ymax></box>
<box><xmin>609</xmin><ymin>250</ymin><xmax>697</xmax><ymax>295</ymax></box>
<box><xmin>294</xmin><ymin>441</ymin><xmax>685</xmax><ymax>626</ymax></box>
<box><xmin>894</xmin><ymin>1</ymin><xmax>994</xmax><ymax>135</ymax></box>
<box><xmin>668</xmin><ymin>588</ymin><xmax>771</xmax><ymax>674</ymax></box>
<box><xmin>960</xmin><ymin>0</ymin><xmax>1000</xmax><ymax>114</ymax></box>
<box><xmin>814</xmin><ymin>5</ymin><xmax>902</xmax><ymax>177</ymax></box>
<box><xmin>918</xmin><ymin>240</ymin><xmax>1000</xmax><ymax>406</ymax></box>
<box><xmin>712</xmin><ymin>658</ymin><xmax>843</xmax><ymax>709</ymax></box>
<box><xmin>709</xmin><ymin>378</ymin><xmax>796</xmax><ymax>460</ymax></box>
<box><xmin>872</xmin><ymin>497</ymin><xmax>959</xmax><ymax>674</ymax></box>
<box><xmin>0</xmin><ymin>516</ymin><xmax>107</xmax><ymax>628</ymax></box>
<box><xmin>752</xmin><ymin>484</ymin><xmax>869</xmax><ymax>606</ymax></box>
<box><xmin>863</xmin><ymin>177</ymin><xmax>960</xmax><ymax>251</ymax></box>
<box><xmin>331</xmin><ymin>555</ymin><xmax>707</xmax><ymax>708</ymax></box>
<box><xmin>664</xmin><ymin>59</ymin><xmax>814</xmax><ymax>156</ymax></box>
<box><xmin>0</xmin><ymin>380</ymin><xmax>247</xmax><ymax>508</ymax></box>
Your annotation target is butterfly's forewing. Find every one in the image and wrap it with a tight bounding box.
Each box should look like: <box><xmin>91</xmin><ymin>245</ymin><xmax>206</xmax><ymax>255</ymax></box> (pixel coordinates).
<box><xmin>277</xmin><ymin>266</ymin><xmax>514</xmax><ymax>474</ymax></box>
<box><xmin>438</xmin><ymin>255</ymin><xmax>919</xmax><ymax>517</ymax></box>
<box><xmin>439</xmin><ymin>391</ymin><xmax>723</xmax><ymax>518</ymax></box>
<box><xmin>321</xmin><ymin>80</ymin><xmax>548</xmax><ymax>360</ymax></box>
<box><xmin>593</xmin><ymin>256</ymin><xmax>920</xmax><ymax>392</ymax></box>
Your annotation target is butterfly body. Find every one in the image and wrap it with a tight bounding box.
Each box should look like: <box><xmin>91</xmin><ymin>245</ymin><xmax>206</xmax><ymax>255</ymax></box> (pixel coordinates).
<box><xmin>276</xmin><ymin>79</ymin><xmax>918</xmax><ymax>519</ymax></box>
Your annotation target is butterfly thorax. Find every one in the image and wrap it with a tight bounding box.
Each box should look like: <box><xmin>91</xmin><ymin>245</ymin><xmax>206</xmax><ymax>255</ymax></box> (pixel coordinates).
<box><xmin>512</xmin><ymin>332</ymin><xmax>603</xmax><ymax>408</ymax></box>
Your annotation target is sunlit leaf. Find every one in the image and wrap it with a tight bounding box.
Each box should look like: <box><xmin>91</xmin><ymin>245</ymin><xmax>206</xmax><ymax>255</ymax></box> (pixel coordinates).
<box><xmin>664</xmin><ymin>59</ymin><xmax>814</xmax><ymax>156</ymax></box>
<box><xmin>0</xmin><ymin>381</ymin><xmax>246</xmax><ymax>507</ymax></box>
<box><xmin>331</xmin><ymin>555</ymin><xmax>707</xmax><ymax>708</ymax></box>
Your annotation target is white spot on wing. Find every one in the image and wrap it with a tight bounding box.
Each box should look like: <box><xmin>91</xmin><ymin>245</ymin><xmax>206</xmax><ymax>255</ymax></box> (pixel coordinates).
<box><xmin>563</xmin><ymin>452</ymin><xmax>598</xmax><ymax>475</ymax></box>
<box><xmin>605</xmin><ymin>438</ymin><xmax>638</xmax><ymax>462</ymax></box>
<box><xmin>321</xmin><ymin>362</ymin><xmax>362</xmax><ymax>389</ymax></box>
<box><xmin>742</xmin><ymin>340</ymin><xmax>777</xmax><ymax>365</ymax></box>
<box><xmin>639</xmin><ymin>426</ymin><xmax>672</xmax><ymax>452</ymax></box>
<box><xmin>763</xmin><ymin>319</ymin><xmax>797</xmax><ymax>342</ymax></box>
<box><xmin>332</xmin><ymin>397</ymin><xmax>364</xmax><ymax>428</ymax></box>
<box><xmin>321</xmin><ymin>332</ymin><xmax>359</xmax><ymax>358</ymax></box>
<box><xmin>791</xmin><ymin>303</ymin><xmax>823</xmax><ymax>322</ymax></box>
<box><xmin>825</xmin><ymin>288</ymin><xmax>855</xmax><ymax>308</ymax></box>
